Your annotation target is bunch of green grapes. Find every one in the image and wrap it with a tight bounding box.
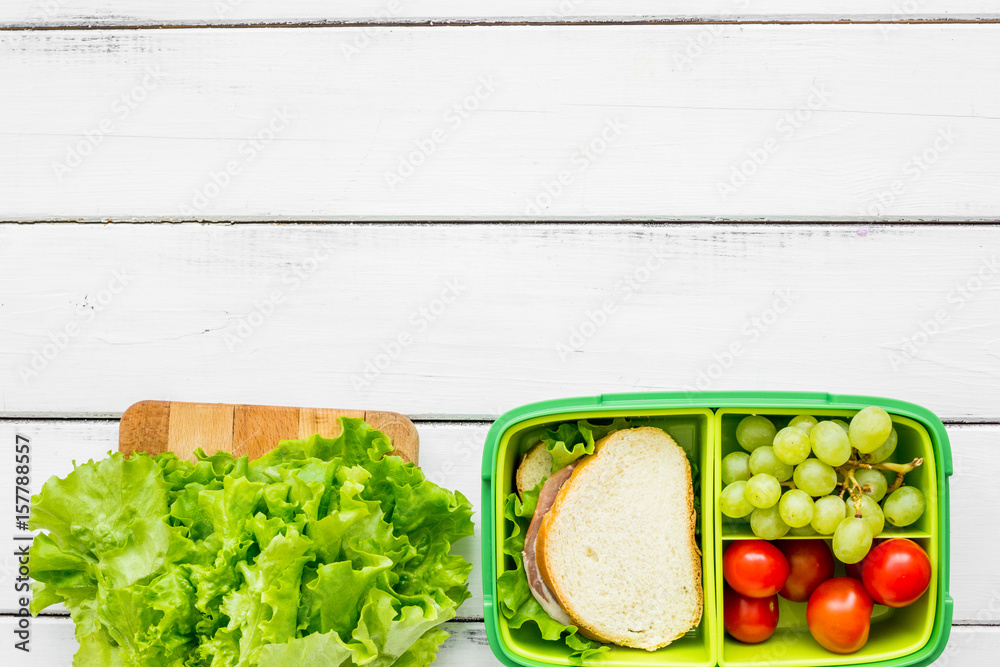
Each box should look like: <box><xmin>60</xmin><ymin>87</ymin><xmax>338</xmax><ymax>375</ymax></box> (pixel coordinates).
<box><xmin>720</xmin><ymin>407</ymin><xmax>926</xmax><ymax>564</ymax></box>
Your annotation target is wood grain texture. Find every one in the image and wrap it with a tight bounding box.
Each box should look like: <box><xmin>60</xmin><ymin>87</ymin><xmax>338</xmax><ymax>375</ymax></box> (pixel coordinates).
<box><xmin>0</xmin><ymin>617</ymin><xmax>504</xmax><ymax>666</ymax></box>
<box><xmin>166</xmin><ymin>401</ymin><xmax>234</xmax><ymax>457</ymax></box>
<box><xmin>1</xmin><ymin>26</ymin><xmax>999</xmax><ymax>221</ymax></box>
<box><xmin>1</xmin><ymin>1</ymin><xmax>998</xmax><ymax>26</ymax></box>
<box><xmin>6</xmin><ymin>615</ymin><xmax>999</xmax><ymax>666</ymax></box>
<box><xmin>2</xmin><ymin>419</ymin><xmax>997</xmax><ymax>625</ymax></box>
<box><xmin>2</xmin><ymin>223</ymin><xmax>999</xmax><ymax>420</ymax></box>
<box><xmin>119</xmin><ymin>400</ymin><xmax>419</xmax><ymax>462</ymax></box>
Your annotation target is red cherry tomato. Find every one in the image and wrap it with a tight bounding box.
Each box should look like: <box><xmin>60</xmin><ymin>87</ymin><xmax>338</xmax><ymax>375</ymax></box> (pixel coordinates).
<box><xmin>862</xmin><ymin>539</ymin><xmax>932</xmax><ymax>608</ymax></box>
<box><xmin>724</xmin><ymin>585</ymin><xmax>779</xmax><ymax>644</ymax></box>
<box><xmin>807</xmin><ymin>578</ymin><xmax>874</xmax><ymax>654</ymax></box>
<box><xmin>723</xmin><ymin>540</ymin><xmax>790</xmax><ymax>598</ymax></box>
<box><xmin>778</xmin><ymin>540</ymin><xmax>835</xmax><ymax>602</ymax></box>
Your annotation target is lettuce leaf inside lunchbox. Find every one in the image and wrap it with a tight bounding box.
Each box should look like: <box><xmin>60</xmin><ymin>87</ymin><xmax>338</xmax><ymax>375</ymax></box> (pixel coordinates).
<box><xmin>495</xmin><ymin>419</ymin><xmax>632</xmax><ymax>663</ymax></box>
<box><xmin>29</xmin><ymin>418</ymin><xmax>474</xmax><ymax>667</ymax></box>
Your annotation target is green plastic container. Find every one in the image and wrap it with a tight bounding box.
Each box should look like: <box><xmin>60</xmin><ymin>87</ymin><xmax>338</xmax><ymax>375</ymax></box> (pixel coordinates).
<box><xmin>481</xmin><ymin>392</ymin><xmax>952</xmax><ymax>667</ymax></box>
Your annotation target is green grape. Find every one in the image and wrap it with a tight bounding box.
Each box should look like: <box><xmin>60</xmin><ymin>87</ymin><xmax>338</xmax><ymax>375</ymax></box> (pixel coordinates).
<box><xmin>833</xmin><ymin>517</ymin><xmax>874</xmax><ymax>564</ymax></box>
<box><xmin>830</xmin><ymin>419</ymin><xmax>850</xmax><ymax>434</ymax></box>
<box><xmin>749</xmin><ymin>446</ymin><xmax>794</xmax><ymax>482</ymax></box>
<box><xmin>811</xmin><ymin>420</ymin><xmax>852</xmax><ymax>467</ymax></box>
<box><xmin>720</xmin><ymin>481</ymin><xmax>754</xmax><ymax>518</ymax></box>
<box><xmin>721</xmin><ymin>451</ymin><xmax>752</xmax><ymax>485</ymax></box>
<box><xmin>789</xmin><ymin>524</ymin><xmax>817</xmax><ymax>536</ymax></box>
<box><xmin>778</xmin><ymin>489</ymin><xmax>815</xmax><ymax>528</ymax></box>
<box><xmin>736</xmin><ymin>415</ymin><xmax>777</xmax><ymax>452</ymax></box>
<box><xmin>789</xmin><ymin>414</ymin><xmax>819</xmax><ymax>434</ymax></box>
<box><xmin>745</xmin><ymin>473</ymin><xmax>781</xmax><ymax>509</ymax></box>
<box><xmin>773</xmin><ymin>427</ymin><xmax>811</xmax><ymax>466</ymax></box>
<box><xmin>751</xmin><ymin>505</ymin><xmax>790</xmax><ymax>540</ymax></box>
<box><xmin>849</xmin><ymin>406</ymin><xmax>893</xmax><ymax>454</ymax></box>
<box><xmin>883</xmin><ymin>486</ymin><xmax>926</xmax><ymax>527</ymax></box>
<box><xmin>811</xmin><ymin>495</ymin><xmax>847</xmax><ymax>535</ymax></box>
<box><xmin>854</xmin><ymin>468</ymin><xmax>888</xmax><ymax>502</ymax></box>
<box><xmin>793</xmin><ymin>459</ymin><xmax>838</xmax><ymax>497</ymax></box>
<box><xmin>867</xmin><ymin>428</ymin><xmax>898</xmax><ymax>464</ymax></box>
<box><xmin>846</xmin><ymin>494</ymin><xmax>885</xmax><ymax>537</ymax></box>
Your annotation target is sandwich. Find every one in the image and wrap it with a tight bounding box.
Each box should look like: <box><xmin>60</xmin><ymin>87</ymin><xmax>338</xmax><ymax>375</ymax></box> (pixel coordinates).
<box><xmin>518</xmin><ymin>426</ymin><xmax>702</xmax><ymax>651</ymax></box>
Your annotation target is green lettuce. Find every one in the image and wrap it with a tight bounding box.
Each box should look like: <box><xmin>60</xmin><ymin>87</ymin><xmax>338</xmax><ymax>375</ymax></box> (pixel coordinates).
<box><xmin>30</xmin><ymin>418</ymin><xmax>474</xmax><ymax>667</ymax></box>
<box><xmin>540</xmin><ymin>418</ymin><xmax>632</xmax><ymax>472</ymax></box>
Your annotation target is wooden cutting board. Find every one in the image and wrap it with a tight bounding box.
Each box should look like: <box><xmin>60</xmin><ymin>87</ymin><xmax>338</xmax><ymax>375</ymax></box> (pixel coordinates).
<box><xmin>119</xmin><ymin>401</ymin><xmax>418</xmax><ymax>464</ymax></box>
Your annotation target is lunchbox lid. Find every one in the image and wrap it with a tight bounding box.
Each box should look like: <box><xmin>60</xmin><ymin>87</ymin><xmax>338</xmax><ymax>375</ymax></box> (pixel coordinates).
<box><xmin>482</xmin><ymin>391</ymin><xmax>953</xmax><ymax>480</ymax></box>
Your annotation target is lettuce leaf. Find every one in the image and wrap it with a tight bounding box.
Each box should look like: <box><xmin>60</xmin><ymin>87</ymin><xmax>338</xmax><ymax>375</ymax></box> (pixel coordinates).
<box><xmin>541</xmin><ymin>418</ymin><xmax>633</xmax><ymax>471</ymax></box>
<box><xmin>496</xmin><ymin>483</ymin><xmax>608</xmax><ymax>663</ymax></box>
<box><xmin>30</xmin><ymin>417</ymin><xmax>474</xmax><ymax>667</ymax></box>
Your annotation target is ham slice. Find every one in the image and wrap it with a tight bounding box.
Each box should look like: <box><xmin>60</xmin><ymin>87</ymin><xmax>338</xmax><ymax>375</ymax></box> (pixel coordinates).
<box><xmin>522</xmin><ymin>463</ymin><xmax>575</xmax><ymax>625</ymax></box>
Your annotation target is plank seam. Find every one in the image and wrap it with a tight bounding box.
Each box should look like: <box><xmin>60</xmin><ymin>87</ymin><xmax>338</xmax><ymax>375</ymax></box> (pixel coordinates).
<box><xmin>6</xmin><ymin>612</ymin><xmax>999</xmax><ymax>627</ymax></box>
<box><xmin>3</xmin><ymin>221</ymin><xmax>1000</xmax><ymax>227</ymax></box>
<box><xmin>2</xmin><ymin>19</ymin><xmax>1000</xmax><ymax>31</ymax></box>
<box><xmin>1</xmin><ymin>416</ymin><xmax>998</xmax><ymax>426</ymax></box>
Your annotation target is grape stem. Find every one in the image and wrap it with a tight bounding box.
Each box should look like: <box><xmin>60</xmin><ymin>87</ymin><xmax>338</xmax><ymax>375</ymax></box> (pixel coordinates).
<box><xmin>874</xmin><ymin>457</ymin><xmax>924</xmax><ymax>475</ymax></box>
<box><xmin>835</xmin><ymin>455</ymin><xmax>924</xmax><ymax>506</ymax></box>
<box><xmin>839</xmin><ymin>467</ymin><xmax>866</xmax><ymax>517</ymax></box>
<box><xmin>878</xmin><ymin>458</ymin><xmax>923</xmax><ymax>494</ymax></box>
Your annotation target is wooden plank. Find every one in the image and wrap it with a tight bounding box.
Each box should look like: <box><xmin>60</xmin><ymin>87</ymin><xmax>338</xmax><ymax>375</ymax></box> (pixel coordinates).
<box><xmin>0</xmin><ymin>579</ymin><xmax>996</xmax><ymax>667</ymax></box>
<box><xmin>1</xmin><ymin>26</ymin><xmax>999</xmax><ymax>221</ymax></box>
<box><xmin>298</xmin><ymin>406</ymin><xmax>364</xmax><ymax>437</ymax></box>
<box><xmin>232</xmin><ymin>403</ymin><xmax>297</xmax><ymax>458</ymax></box>
<box><xmin>364</xmin><ymin>409</ymin><xmax>421</xmax><ymax>463</ymax></box>
<box><xmin>165</xmin><ymin>401</ymin><xmax>235</xmax><ymax>457</ymax></box>
<box><xmin>116</xmin><ymin>398</ymin><xmax>169</xmax><ymax>453</ymax></box>
<box><xmin>1</xmin><ymin>418</ymin><xmax>997</xmax><ymax>624</ymax></box>
<box><xmin>0</xmin><ymin>616</ymin><xmax>504</xmax><ymax>666</ymax></box>
<box><xmin>5</xmin><ymin>616</ymin><xmax>998</xmax><ymax>666</ymax></box>
<box><xmin>119</xmin><ymin>400</ymin><xmax>418</xmax><ymax>463</ymax></box>
<box><xmin>1</xmin><ymin>1</ymin><xmax>998</xmax><ymax>27</ymax></box>
<box><xmin>2</xmin><ymin>224</ymin><xmax>1000</xmax><ymax>420</ymax></box>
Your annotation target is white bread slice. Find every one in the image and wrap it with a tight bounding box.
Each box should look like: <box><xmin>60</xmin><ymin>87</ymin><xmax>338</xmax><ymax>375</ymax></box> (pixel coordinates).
<box><xmin>535</xmin><ymin>427</ymin><xmax>702</xmax><ymax>651</ymax></box>
<box><xmin>516</xmin><ymin>443</ymin><xmax>553</xmax><ymax>497</ymax></box>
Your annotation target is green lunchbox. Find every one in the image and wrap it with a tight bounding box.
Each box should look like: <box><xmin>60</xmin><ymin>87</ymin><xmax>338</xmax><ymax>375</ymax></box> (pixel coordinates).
<box><xmin>481</xmin><ymin>392</ymin><xmax>953</xmax><ymax>667</ymax></box>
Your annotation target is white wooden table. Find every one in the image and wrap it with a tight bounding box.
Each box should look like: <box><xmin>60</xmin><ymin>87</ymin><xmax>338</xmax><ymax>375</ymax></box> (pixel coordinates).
<box><xmin>2</xmin><ymin>3</ymin><xmax>1000</xmax><ymax>665</ymax></box>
